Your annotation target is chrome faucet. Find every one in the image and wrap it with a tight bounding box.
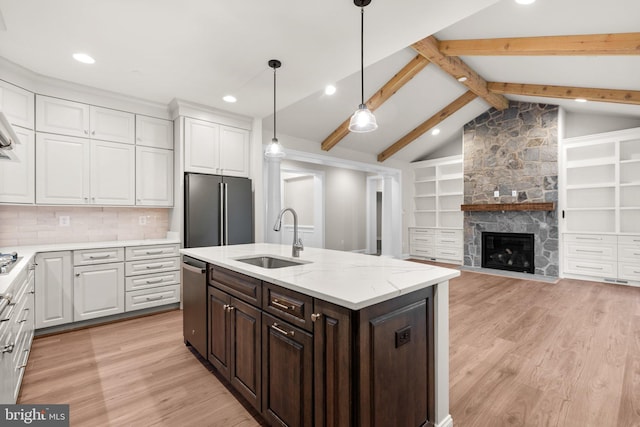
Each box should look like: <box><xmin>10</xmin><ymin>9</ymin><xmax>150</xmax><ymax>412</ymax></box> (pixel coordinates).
<box><xmin>273</xmin><ymin>207</ymin><xmax>304</xmax><ymax>257</ymax></box>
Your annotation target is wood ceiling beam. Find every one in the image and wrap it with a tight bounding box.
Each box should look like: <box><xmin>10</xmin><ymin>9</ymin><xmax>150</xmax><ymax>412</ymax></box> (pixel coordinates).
<box><xmin>412</xmin><ymin>36</ymin><xmax>508</xmax><ymax>111</ymax></box>
<box><xmin>377</xmin><ymin>91</ymin><xmax>477</xmax><ymax>162</ymax></box>
<box><xmin>487</xmin><ymin>82</ymin><xmax>640</xmax><ymax>105</ymax></box>
<box><xmin>438</xmin><ymin>33</ymin><xmax>640</xmax><ymax>56</ymax></box>
<box><xmin>321</xmin><ymin>55</ymin><xmax>430</xmax><ymax>151</ymax></box>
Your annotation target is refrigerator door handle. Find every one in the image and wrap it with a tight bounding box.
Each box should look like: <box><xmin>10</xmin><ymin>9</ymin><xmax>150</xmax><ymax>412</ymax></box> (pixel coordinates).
<box><xmin>219</xmin><ymin>182</ymin><xmax>225</xmax><ymax>245</ymax></box>
<box><xmin>224</xmin><ymin>182</ymin><xmax>229</xmax><ymax>245</ymax></box>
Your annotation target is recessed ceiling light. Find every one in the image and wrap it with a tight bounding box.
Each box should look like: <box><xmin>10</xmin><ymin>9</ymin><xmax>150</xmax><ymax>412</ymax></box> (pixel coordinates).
<box><xmin>431</xmin><ymin>128</ymin><xmax>441</xmax><ymax>136</ymax></box>
<box><xmin>325</xmin><ymin>85</ymin><xmax>337</xmax><ymax>96</ymax></box>
<box><xmin>457</xmin><ymin>76</ymin><xmax>468</xmax><ymax>82</ymax></box>
<box><xmin>223</xmin><ymin>95</ymin><xmax>237</xmax><ymax>103</ymax></box>
<box><xmin>575</xmin><ymin>98</ymin><xmax>588</xmax><ymax>103</ymax></box>
<box><xmin>515</xmin><ymin>0</ymin><xmax>535</xmax><ymax>4</ymax></box>
<box><xmin>72</xmin><ymin>53</ymin><xmax>95</xmax><ymax>64</ymax></box>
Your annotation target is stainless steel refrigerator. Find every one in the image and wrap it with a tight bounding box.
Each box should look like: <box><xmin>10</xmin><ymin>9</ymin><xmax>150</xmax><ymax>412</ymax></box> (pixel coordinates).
<box><xmin>184</xmin><ymin>173</ymin><xmax>253</xmax><ymax>248</ymax></box>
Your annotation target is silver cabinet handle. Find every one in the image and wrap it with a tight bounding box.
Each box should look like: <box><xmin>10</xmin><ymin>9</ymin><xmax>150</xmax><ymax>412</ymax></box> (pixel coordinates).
<box><xmin>311</xmin><ymin>313</ymin><xmax>321</xmax><ymax>322</ymax></box>
<box><xmin>577</xmin><ymin>265</ymin><xmax>603</xmax><ymax>270</ymax></box>
<box><xmin>145</xmin><ymin>278</ymin><xmax>164</xmax><ymax>284</ymax></box>
<box><xmin>223</xmin><ymin>304</ymin><xmax>235</xmax><ymax>312</ymax></box>
<box><xmin>271</xmin><ymin>299</ymin><xmax>294</xmax><ymax>311</ymax></box>
<box><xmin>91</xmin><ymin>130</ymin><xmax>95</xmax><ymax>136</ymax></box>
<box><xmin>145</xmin><ymin>296</ymin><xmax>164</xmax><ymax>302</ymax></box>
<box><xmin>271</xmin><ymin>323</ymin><xmax>294</xmax><ymax>337</ymax></box>
<box><xmin>576</xmin><ymin>249</ymin><xmax>603</xmax><ymax>254</ymax></box>
<box><xmin>145</xmin><ymin>250</ymin><xmax>164</xmax><ymax>255</ymax></box>
<box><xmin>2</xmin><ymin>344</ymin><xmax>14</xmax><ymax>354</ymax></box>
<box><xmin>88</xmin><ymin>254</ymin><xmax>112</xmax><ymax>259</ymax></box>
<box><xmin>84</xmin><ymin>130</ymin><xmax>89</xmax><ymax>135</ymax></box>
<box><xmin>17</xmin><ymin>349</ymin><xmax>29</xmax><ymax>369</ymax></box>
<box><xmin>75</xmin><ymin>273</ymin><xmax>81</xmax><ymax>277</ymax></box>
<box><xmin>145</xmin><ymin>263</ymin><xmax>165</xmax><ymax>269</ymax></box>
<box><xmin>576</xmin><ymin>236</ymin><xmax>602</xmax><ymax>241</ymax></box>
<box><xmin>182</xmin><ymin>263</ymin><xmax>205</xmax><ymax>274</ymax></box>
<box><xmin>18</xmin><ymin>308</ymin><xmax>29</xmax><ymax>323</ymax></box>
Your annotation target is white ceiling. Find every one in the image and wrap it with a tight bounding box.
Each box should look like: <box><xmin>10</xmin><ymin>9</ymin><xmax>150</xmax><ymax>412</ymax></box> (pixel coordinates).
<box><xmin>1</xmin><ymin>0</ymin><xmax>639</xmax><ymax>163</ymax></box>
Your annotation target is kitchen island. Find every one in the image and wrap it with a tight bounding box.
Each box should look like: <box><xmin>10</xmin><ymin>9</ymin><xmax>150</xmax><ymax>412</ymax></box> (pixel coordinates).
<box><xmin>181</xmin><ymin>243</ymin><xmax>459</xmax><ymax>427</ymax></box>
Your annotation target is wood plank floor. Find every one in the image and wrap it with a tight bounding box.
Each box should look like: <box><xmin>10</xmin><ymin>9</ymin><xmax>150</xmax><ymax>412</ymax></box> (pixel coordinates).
<box><xmin>19</xmin><ymin>270</ymin><xmax>640</xmax><ymax>427</ymax></box>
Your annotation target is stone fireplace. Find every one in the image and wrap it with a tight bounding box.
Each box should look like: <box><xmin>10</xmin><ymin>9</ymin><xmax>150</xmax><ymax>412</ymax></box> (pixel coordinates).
<box><xmin>463</xmin><ymin>102</ymin><xmax>559</xmax><ymax>277</ymax></box>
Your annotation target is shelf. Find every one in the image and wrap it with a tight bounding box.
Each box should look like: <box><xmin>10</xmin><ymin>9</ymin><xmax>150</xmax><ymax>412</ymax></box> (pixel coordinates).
<box><xmin>621</xmin><ymin>207</ymin><xmax>640</xmax><ymax>210</ymax></box>
<box><xmin>415</xmin><ymin>178</ymin><xmax>436</xmax><ymax>184</ymax></box>
<box><xmin>565</xmin><ymin>159</ymin><xmax>616</xmax><ymax>169</ymax></box>
<box><xmin>620</xmin><ymin>158</ymin><xmax>640</xmax><ymax>165</ymax></box>
<box><xmin>439</xmin><ymin>192</ymin><xmax>463</xmax><ymax>197</ymax></box>
<box><xmin>440</xmin><ymin>209</ymin><xmax>462</xmax><ymax>213</ymax></box>
<box><xmin>564</xmin><ymin>207</ymin><xmax>616</xmax><ymax>212</ymax></box>
<box><xmin>565</xmin><ymin>183</ymin><xmax>616</xmax><ymax>190</ymax></box>
<box><xmin>620</xmin><ymin>182</ymin><xmax>640</xmax><ymax>187</ymax></box>
<box><xmin>439</xmin><ymin>173</ymin><xmax>463</xmax><ymax>181</ymax></box>
<box><xmin>461</xmin><ymin>202</ymin><xmax>555</xmax><ymax>212</ymax></box>
<box><xmin>415</xmin><ymin>210</ymin><xmax>436</xmax><ymax>213</ymax></box>
<box><xmin>414</xmin><ymin>194</ymin><xmax>436</xmax><ymax>198</ymax></box>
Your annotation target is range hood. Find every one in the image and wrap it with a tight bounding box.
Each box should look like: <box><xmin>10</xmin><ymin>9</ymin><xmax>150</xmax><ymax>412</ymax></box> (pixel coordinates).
<box><xmin>0</xmin><ymin>110</ymin><xmax>19</xmax><ymax>151</ymax></box>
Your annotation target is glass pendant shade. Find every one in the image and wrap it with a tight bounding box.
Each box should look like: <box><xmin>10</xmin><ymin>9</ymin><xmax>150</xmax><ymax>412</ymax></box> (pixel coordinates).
<box><xmin>349</xmin><ymin>104</ymin><xmax>378</xmax><ymax>133</ymax></box>
<box><xmin>264</xmin><ymin>137</ymin><xmax>285</xmax><ymax>158</ymax></box>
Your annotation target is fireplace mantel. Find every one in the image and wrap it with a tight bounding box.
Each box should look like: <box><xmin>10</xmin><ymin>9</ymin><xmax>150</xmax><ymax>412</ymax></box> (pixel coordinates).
<box><xmin>461</xmin><ymin>202</ymin><xmax>555</xmax><ymax>212</ymax></box>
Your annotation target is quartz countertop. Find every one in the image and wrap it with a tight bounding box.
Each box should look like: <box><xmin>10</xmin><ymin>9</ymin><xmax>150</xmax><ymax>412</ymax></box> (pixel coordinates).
<box><xmin>0</xmin><ymin>238</ymin><xmax>180</xmax><ymax>298</ymax></box>
<box><xmin>181</xmin><ymin>243</ymin><xmax>460</xmax><ymax>310</ymax></box>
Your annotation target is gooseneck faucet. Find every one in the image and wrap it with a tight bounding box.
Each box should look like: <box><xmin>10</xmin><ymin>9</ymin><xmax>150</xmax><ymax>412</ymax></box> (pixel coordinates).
<box><xmin>273</xmin><ymin>207</ymin><xmax>304</xmax><ymax>257</ymax></box>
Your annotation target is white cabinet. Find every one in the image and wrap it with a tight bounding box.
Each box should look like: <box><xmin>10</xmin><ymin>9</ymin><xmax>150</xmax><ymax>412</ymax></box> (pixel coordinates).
<box><xmin>409</xmin><ymin>228</ymin><xmax>462</xmax><ymax>264</ymax></box>
<box><xmin>136</xmin><ymin>115</ymin><xmax>173</xmax><ymax>149</ymax></box>
<box><xmin>0</xmin><ymin>80</ymin><xmax>34</xmax><ymax>129</ymax></box>
<box><xmin>35</xmin><ymin>251</ymin><xmax>73</xmax><ymax>329</ymax></box>
<box><xmin>73</xmin><ymin>262</ymin><xmax>125</xmax><ymax>321</ymax></box>
<box><xmin>36</xmin><ymin>133</ymin><xmax>134</xmax><ymax>205</ymax></box>
<box><xmin>136</xmin><ymin>146</ymin><xmax>174</xmax><ymax>206</ymax></box>
<box><xmin>412</xmin><ymin>155</ymin><xmax>463</xmax><ymax>229</ymax></box>
<box><xmin>36</xmin><ymin>95</ymin><xmax>135</xmax><ymax>144</ymax></box>
<box><xmin>0</xmin><ymin>127</ymin><xmax>34</xmax><ymax>204</ymax></box>
<box><xmin>184</xmin><ymin>117</ymin><xmax>249</xmax><ymax>177</ymax></box>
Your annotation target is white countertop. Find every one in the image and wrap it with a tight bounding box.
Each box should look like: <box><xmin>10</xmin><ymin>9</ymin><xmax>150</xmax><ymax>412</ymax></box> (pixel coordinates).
<box><xmin>0</xmin><ymin>238</ymin><xmax>180</xmax><ymax>298</ymax></box>
<box><xmin>181</xmin><ymin>243</ymin><xmax>460</xmax><ymax>310</ymax></box>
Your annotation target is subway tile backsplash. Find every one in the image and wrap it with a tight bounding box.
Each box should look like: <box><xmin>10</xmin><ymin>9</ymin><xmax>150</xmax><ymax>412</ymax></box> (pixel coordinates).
<box><xmin>0</xmin><ymin>206</ymin><xmax>170</xmax><ymax>247</ymax></box>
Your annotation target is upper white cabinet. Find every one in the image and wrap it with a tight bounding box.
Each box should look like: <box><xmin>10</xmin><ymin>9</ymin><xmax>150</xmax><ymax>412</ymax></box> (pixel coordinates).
<box><xmin>0</xmin><ymin>80</ymin><xmax>34</xmax><ymax>129</ymax></box>
<box><xmin>36</xmin><ymin>95</ymin><xmax>135</xmax><ymax>144</ymax></box>
<box><xmin>0</xmin><ymin>127</ymin><xmax>34</xmax><ymax>204</ymax></box>
<box><xmin>184</xmin><ymin>117</ymin><xmax>249</xmax><ymax>177</ymax></box>
<box><xmin>36</xmin><ymin>133</ymin><xmax>135</xmax><ymax>205</ymax></box>
<box><xmin>136</xmin><ymin>115</ymin><xmax>173</xmax><ymax>149</ymax></box>
<box><xmin>136</xmin><ymin>146</ymin><xmax>174</xmax><ymax>206</ymax></box>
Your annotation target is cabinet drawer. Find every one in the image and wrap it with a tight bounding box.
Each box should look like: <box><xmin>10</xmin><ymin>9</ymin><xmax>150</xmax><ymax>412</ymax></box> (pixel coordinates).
<box><xmin>435</xmin><ymin>229</ymin><xmax>463</xmax><ymax>246</ymax></box>
<box><xmin>125</xmin><ymin>257</ymin><xmax>180</xmax><ymax>276</ymax></box>
<box><xmin>564</xmin><ymin>259</ymin><xmax>617</xmax><ymax>278</ymax></box>
<box><xmin>263</xmin><ymin>282</ymin><xmax>313</xmax><ymax>333</ymax></box>
<box><xmin>74</xmin><ymin>247</ymin><xmax>124</xmax><ymax>265</ymax></box>
<box><xmin>435</xmin><ymin>246</ymin><xmax>463</xmax><ymax>261</ymax></box>
<box><xmin>411</xmin><ymin>235</ymin><xmax>435</xmax><ymax>246</ymax></box>
<box><xmin>209</xmin><ymin>265</ymin><xmax>261</xmax><ymax>307</ymax></box>
<box><xmin>125</xmin><ymin>244</ymin><xmax>179</xmax><ymax>261</ymax></box>
<box><xmin>564</xmin><ymin>234</ymin><xmax>617</xmax><ymax>244</ymax></box>
<box><xmin>125</xmin><ymin>270</ymin><xmax>180</xmax><ymax>291</ymax></box>
<box><xmin>125</xmin><ymin>284</ymin><xmax>180</xmax><ymax>311</ymax></box>
<box><xmin>619</xmin><ymin>263</ymin><xmax>640</xmax><ymax>281</ymax></box>
<box><xmin>410</xmin><ymin>228</ymin><xmax>434</xmax><ymax>236</ymax></box>
<box><xmin>565</xmin><ymin>242</ymin><xmax>616</xmax><ymax>261</ymax></box>
<box><xmin>411</xmin><ymin>246</ymin><xmax>435</xmax><ymax>258</ymax></box>
<box><xmin>619</xmin><ymin>235</ymin><xmax>640</xmax><ymax>245</ymax></box>
<box><xmin>618</xmin><ymin>245</ymin><xmax>640</xmax><ymax>263</ymax></box>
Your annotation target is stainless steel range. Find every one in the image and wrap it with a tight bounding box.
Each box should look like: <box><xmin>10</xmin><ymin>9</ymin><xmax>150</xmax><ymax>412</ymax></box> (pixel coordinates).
<box><xmin>0</xmin><ymin>252</ymin><xmax>20</xmax><ymax>275</ymax></box>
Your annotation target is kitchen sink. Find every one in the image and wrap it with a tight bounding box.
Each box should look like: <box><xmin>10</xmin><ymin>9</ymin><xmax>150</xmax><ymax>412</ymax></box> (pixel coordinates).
<box><xmin>234</xmin><ymin>255</ymin><xmax>309</xmax><ymax>269</ymax></box>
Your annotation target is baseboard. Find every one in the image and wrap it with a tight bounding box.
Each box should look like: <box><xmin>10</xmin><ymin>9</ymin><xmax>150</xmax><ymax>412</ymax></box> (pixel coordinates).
<box><xmin>434</xmin><ymin>414</ymin><xmax>453</xmax><ymax>427</ymax></box>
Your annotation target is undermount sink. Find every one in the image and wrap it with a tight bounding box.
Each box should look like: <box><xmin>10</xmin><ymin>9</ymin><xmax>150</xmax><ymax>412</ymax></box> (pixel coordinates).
<box><xmin>235</xmin><ymin>255</ymin><xmax>309</xmax><ymax>269</ymax></box>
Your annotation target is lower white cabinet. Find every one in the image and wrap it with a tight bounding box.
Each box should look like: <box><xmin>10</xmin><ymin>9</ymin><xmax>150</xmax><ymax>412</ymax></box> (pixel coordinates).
<box><xmin>35</xmin><ymin>251</ymin><xmax>73</xmax><ymax>329</ymax></box>
<box><xmin>73</xmin><ymin>262</ymin><xmax>125</xmax><ymax>321</ymax></box>
<box><xmin>409</xmin><ymin>227</ymin><xmax>463</xmax><ymax>264</ymax></box>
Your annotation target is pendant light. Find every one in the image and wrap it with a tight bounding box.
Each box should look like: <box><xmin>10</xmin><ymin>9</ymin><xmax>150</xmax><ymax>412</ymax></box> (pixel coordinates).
<box><xmin>264</xmin><ymin>59</ymin><xmax>286</xmax><ymax>158</ymax></box>
<box><xmin>348</xmin><ymin>0</ymin><xmax>377</xmax><ymax>133</ymax></box>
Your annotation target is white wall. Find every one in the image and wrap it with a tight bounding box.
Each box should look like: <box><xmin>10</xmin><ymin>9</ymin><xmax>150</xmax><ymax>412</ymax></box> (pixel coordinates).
<box><xmin>564</xmin><ymin>111</ymin><xmax>640</xmax><ymax>138</ymax></box>
<box><xmin>282</xmin><ymin>175</ymin><xmax>315</xmax><ymax>226</ymax></box>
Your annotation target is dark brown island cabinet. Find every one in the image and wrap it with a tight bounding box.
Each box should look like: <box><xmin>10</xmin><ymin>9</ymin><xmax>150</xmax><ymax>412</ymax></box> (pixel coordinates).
<box><xmin>184</xmin><ymin>264</ymin><xmax>437</xmax><ymax>427</ymax></box>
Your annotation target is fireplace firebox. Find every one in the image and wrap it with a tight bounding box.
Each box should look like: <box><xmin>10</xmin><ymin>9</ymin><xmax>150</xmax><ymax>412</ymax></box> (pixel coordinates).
<box><xmin>482</xmin><ymin>232</ymin><xmax>534</xmax><ymax>274</ymax></box>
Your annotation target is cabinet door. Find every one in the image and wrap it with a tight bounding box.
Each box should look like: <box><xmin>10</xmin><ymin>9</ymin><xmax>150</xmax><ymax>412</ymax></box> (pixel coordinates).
<box><xmin>73</xmin><ymin>263</ymin><xmax>125</xmax><ymax>321</ymax></box>
<box><xmin>229</xmin><ymin>297</ymin><xmax>262</xmax><ymax>412</ymax></box>
<box><xmin>35</xmin><ymin>252</ymin><xmax>73</xmax><ymax>329</ymax></box>
<box><xmin>208</xmin><ymin>286</ymin><xmax>231</xmax><ymax>378</ymax></box>
<box><xmin>90</xmin><ymin>106</ymin><xmax>135</xmax><ymax>144</ymax></box>
<box><xmin>184</xmin><ymin>118</ymin><xmax>219</xmax><ymax>174</ymax></box>
<box><xmin>36</xmin><ymin>133</ymin><xmax>90</xmax><ymax>204</ymax></box>
<box><xmin>219</xmin><ymin>125</ymin><xmax>249</xmax><ymax>177</ymax></box>
<box><xmin>91</xmin><ymin>140</ymin><xmax>135</xmax><ymax>205</ymax></box>
<box><xmin>136</xmin><ymin>115</ymin><xmax>173</xmax><ymax>149</ymax></box>
<box><xmin>0</xmin><ymin>80</ymin><xmax>34</xmax><ymax>129</ymax></box>
<box><xmin>313</xmin><ymin>300</ymin><xmax>352</xmax><ymax>427</ymax></box>
<box><xmin>36</xmin><ymin>95</ymin><xmax>90</xmax><ymax>138</ymax></box>
<box><xmin>136</xmin><ymin>146</ymin><xmax>174</xmax><ymax>206</ymax></box>
<box><xmin>262</xmin><ymin>313</ymin><xmax>313</xmax><ymax>427</ymax></box>
<box><xmin>0</xmin><ymin>127</ymin><xmax>34</xmax><ymax>204</ymax></box>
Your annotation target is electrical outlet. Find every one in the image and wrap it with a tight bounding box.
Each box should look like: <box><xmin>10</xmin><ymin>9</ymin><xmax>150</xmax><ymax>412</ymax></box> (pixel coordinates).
<box><xmin>494</xmin><ymin>190</ymin><xmax>500</xmax><ymax>197</ymax></box>
<box><xmin>512</xmin><ymin>190</ymin><xmax>517</xmax><ymax>197</ymax></box>
<box><xmin>139</xmin><ymin>216</ymin><xmax>147</xmax><ymax>225</ymax></box>
<box><xmin>59</xmin><ymin>216</ymin><xmax>70</xmax><ymax>227</ymax></box>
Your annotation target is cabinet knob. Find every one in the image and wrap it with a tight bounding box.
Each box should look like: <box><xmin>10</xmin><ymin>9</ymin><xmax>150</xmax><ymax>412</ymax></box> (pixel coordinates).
<box><xmin>223</xmin><ymin>304</ymin><xmax>234</xmax><ymax>312</ymax></box>
<box><xmin>84</xmin><ymin>130</ymin><xmax>89</xmax><ymax>135</ymax></box>
<box><xmin>75</xmin><ymin>273</ymin><xmax>80</xmax><ymax>277</ymax></box>
<box><xmin>311</xmin><ymin>313</ymin><xmax>321</xmax><ymax>322</ymax></box>
<box><xmin>91</xmin><ymin>131</ymin><xmax>95</xmax><ymax>136</ymax></box>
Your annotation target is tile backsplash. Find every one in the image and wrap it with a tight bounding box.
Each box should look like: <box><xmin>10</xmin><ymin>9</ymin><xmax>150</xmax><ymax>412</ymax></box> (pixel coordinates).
<box><xmin>0</xmin><ymin>206</ymin><xmax>171</xmax><ymax>247</ymax></box>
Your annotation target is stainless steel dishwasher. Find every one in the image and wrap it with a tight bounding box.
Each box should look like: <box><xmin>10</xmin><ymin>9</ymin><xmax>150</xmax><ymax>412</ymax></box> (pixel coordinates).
<box><xmin>182</xmin><ymin>256</ymin><xmax>207</xmax><ymax>358</ymax></box>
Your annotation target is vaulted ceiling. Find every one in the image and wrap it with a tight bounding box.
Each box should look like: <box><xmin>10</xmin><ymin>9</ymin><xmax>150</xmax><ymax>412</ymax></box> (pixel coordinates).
<box><xmin>0</xmin><ymin>0</ymin><xmax>639</xmax><ymax>164</ymax></box>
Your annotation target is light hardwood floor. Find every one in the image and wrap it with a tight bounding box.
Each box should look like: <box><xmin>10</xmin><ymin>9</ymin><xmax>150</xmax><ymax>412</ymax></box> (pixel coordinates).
<box><xmin>19</xmin><ymin>269</ymin><xmax>640</xmax><ymax>427</ymax></box>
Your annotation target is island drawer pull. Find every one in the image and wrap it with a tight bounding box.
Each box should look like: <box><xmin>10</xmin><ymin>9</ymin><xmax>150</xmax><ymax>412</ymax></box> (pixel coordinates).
<box><xmin>272</xmin><ymin>299</ymin><xmax>295</xmax><ymax>311</ymax></box>
<box><xmin>271</xmin><ymin>323</ymin><xmax>294</xmax><ymax>337</ymax></box>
